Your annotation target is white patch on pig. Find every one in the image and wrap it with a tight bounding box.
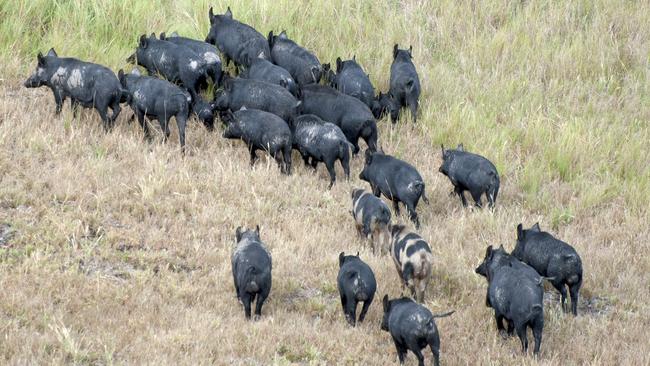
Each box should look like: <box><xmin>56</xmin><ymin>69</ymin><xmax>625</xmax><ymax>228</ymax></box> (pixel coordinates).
<box><xmin>37</xmin><ymin>67</ymin><xmax>46</xmax><ymax>77</ymax></box>
<box><xmin>301</xmin><ymin>124</ymin><xmax>321</xmax><ymax>145</ymax></box>
<box><xmin>203</xmin><ymin>52</ymin><xmax>219</xmax><ymax>64</ymax></box>
<box><xmin>323</xmin><ymin>129</ymin><xmax>340</xmax><ymax>140</ymax></box>
<box><xmin>189</xmin><ymin>61</ymin><xmax>199</xmax><ymax>70</ymax></box>
<box><xmin>407</xmin><ymin>181</ymin><xmax>423</xmax><ymax>193</ymax></box>
<box><xmin>66</xmin><ymin>69</ymin><xmax>83</xmax><ymax>89</ymax></box>
<box><xmin>257</xmin><ymin>51</ymin><xmax>266</xmax><ymax>59</ymax></box>
<box><xmin>50</xmin><ymin>67</ymin><xmax>68</xmax><ymax>85</ymax></box>
<box><xmin>159</xmin><ymin>53</ymin><xmax>168</xmax><ymax>65</ymax></box>
<box><xmin>133</xmin><ymin>90</ymin><xmax>145</xmax><ymax>103</ymax></box>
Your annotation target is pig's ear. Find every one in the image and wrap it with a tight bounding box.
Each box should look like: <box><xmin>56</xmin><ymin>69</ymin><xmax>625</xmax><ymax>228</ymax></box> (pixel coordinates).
<box><xmin>457</xmin><ymin>143</ymin><xmax>465</xmax><ymax>152</ymax></box>
<box><xmin>159</xmin><ymin>32</ymin><xmax>166</xmax><ymax>40</ymax></box>
<box><xmin>225</xmin><ymin>7</ymin><xmax>233</xmax><ymax>19</ymax></box>
<box><xmin>279</xmin><ymin>30</ymin><xmax>288</xmax><ymax>39</ymax></box>
<box><xmin>336</xmin><ymin>57</ymin><xmax>342</xmax><ymax>73</ymax></box>
<box><xmin>382</xmin><ymin>295</ymin><xmax>389</xmax><ymax>311</ymax></box>
<box><xmin>338</xmin><ymin>252</ymin><xmax>345</xmax><ymax>267</ymax></box>
<box><xmin>139</xmin><ymin>34</ymin><xmax>148</xmax><ymax>48</ymax></box>
<box><xmin>531</xmin><ymin>223</ymin><xmax>541</xmax><ymax>232</ymax></box>
<box><xmin>209</xmin><ymin>7</ymin><xmax>216</xmax><ymax>24</ymax></box>
<box><xmin>393</xmin><ymin>44</ymin><xmax>398</xmax><ymax>59</ymax></box>
<box><xmin>485</xmin><ymin>245</ymin><xmax>493</xmax><ymax>258</ymax></box>
<box><xmin>440</xmin><ymin>144</ymin><xmax>445</xmax><ymax>156</ymax></box>
<box><xmin>239</xmin><ymin>106</ymin><xmax>247</xmax><ymax>111</ymax></box>
<box><xmin>255</xmin><ymin>225</ymin><xmax>260</xmax><ymax>235</ymax></box>
<box><xmin>235</xmin><ymin>226</ymin><xmax>242</xmax><ymax>242</ymax></box>
<box><xmin>37</xmin><ymin>52</ymin><xmax>45</xmax><ymax>66</ymax></box>
<box><xmin>118</xmin><ymin>69</ymin><xmax>124</xmax><ymax>80</ymax></box>
<box><xmin>267</xmin><ymin>31</ymin><xmax>274</xmax><ymax>48</ymax></box>
<box><xmin>516</xmin><ymin>224</ymin><xmax>524</xmax><ymax>240</ymax></box>
<box><xmin>408</xmin><ymin>45</ymin><xmax>413</xmax><ymax>58</ymax></box>
<box><xmin>353</xmin><ymin>54</ymin><xmax>356</xmax><ymax>61</ymax></box>
<box><xmin>46</xmin><ymin>48</ymin><xmax>57</xmax><ymax>57</ymax></box>
<box><xmin>150</xmin><ymin>32</ymin><xmax>156</xmax><ymax>39</ymax></box>
<box><xmin>356</xmin><ymin>251</ymin><xmax>359</xmax><ymax>257</ymax></box>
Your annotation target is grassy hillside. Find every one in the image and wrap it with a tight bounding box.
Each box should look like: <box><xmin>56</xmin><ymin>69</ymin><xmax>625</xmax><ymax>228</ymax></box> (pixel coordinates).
<box><xmin>1</xmin><ymin>0</ymin><xmax>649</xmax><ymax>364</ymax></box>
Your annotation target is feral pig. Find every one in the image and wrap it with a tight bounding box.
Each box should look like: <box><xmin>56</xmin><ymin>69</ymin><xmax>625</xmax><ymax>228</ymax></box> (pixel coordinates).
<box><xmin>389</xmin><ymin>225</ymin><xmax>434</xmax><ymax>303</ymax></box>
<box><xmin>513</xmin><ymin>223</ymin><xmax>583</xmax><ymax>316</ymax></box>
<box><xmin>159</xmin><ymin>32</ymin><xmax>222</xmax><ymax>87</ymax></box>
<box><xmin>351</xmin><ymin>188</ymin><xmax>391</xmax><ymax>255</ymax></box>
<box><xmin>323</xmin><ymin>57</ymin><xmax>377</xmax><ymax>111</ymax></box>
<box><xmin>300</xmin><ymin>84</ymin><xmax>377</xmax><ymax>154</ymax></box>
<box><xmin>190</xmin><ymin>97</ymin><xmax>218</xmax><ymax>131</ymax></box>
<box><xmin>359</xmin><ymin>149</ymin><xmax>429</xmax><ymax>228</ymax></box>
<box><xmin>381</xmin><ymin>295</ymin><xmax>454</xmax><ymax>366</ymax></box>
<box><xmin>289</xmin><ymin>114</ymin><xmax>351</xmax><ymax>188</ymax></box>
<box><xmin>220</xmin><ymin>108</ymin><xmax>292</xmax><ymax>174</ymax></box>
<box><xmin>439</xmin><ymin>144</ymin><xmax>500</xmax><ymax>208</ymax></box>
<box><xmin>205</xmin><ymin>7</ymin><xmax>271</xmax><ymax>68</ymax></box>
<box><xmin>268</xmin><ymin>30</ymin><xmax>322</xmax><ymax>86</ymax></box>
<box><xmin>240</xmin><ymin>56</ymin><xmax>298</xmax><ymax>96</ymax></box>
<box><xmin>213</xmin><ymin>77</ymin><xmax>300</xmax><ymax>123</ymax></box>
<box><xmin>118</xmin><ymin>69</ymin><xmax>190</xmax><ymax>151</ymax></box>
<box><xmin>24</xmin><ymin>48</ymin><xmax>122</xmax><ymax>130</ymax></box>
<box><xmin>388</xmin><ymin>44</ymin><xmax>421</xmax><ymax>124</ymax></box>
<box><xmin>232</xmin><ymin>226</ymin><xmax>272</xmax><ymax>320</ymax></box>
<box><xmin>374</xmin><ymin>91</ymin><xmax>400</xmax><ymax>121</ymax></box>
<box><xmin>337</xmin><ymin>252</ymin><xmax>377</xmax><ymax>326</ymax></box>
<box><xmin>475</xmin><ymin>245</ymin><xmax>544</xmax><ymax>355</ymax></box>
<box><xmin>127</xmin><ymin>34</ymin><xmax>208</xmax><ymax>101</ymax></box>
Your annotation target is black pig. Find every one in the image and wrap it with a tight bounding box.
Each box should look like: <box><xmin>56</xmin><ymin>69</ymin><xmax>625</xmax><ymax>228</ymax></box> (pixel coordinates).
<box><xmin>205</xmin><ymin>7</ymin><xmax>271</xmax><ymax>68</ymax></box>
<box><xmin>240</xmin><ymin>56</ymin><xmax>298</xmax><ymax>96</ymax></box>
<box><xmin>381</xmin><ymin>295</ymin><xmax>454</xmax><ymax>366</ymax></box>
<box><xmin>324</xmin><ymin>57</ymin><xmax>377</xmax><ymax>111</ymax></box>
<box><xmin>118</xmin><ymin>69</ymin><xmax>190</xmax><ymax>151</ymax></box>
<box><xmin>337</xmin><ymin>252</ymin><xmax>377</xmax><ymax>326</ymax></box>
<box><xmin>159</xmin><ymin>32</ymin><xmax>222</xmax><ymax>87</ymax></box>
<box><xmin>300</xmin><ymin>84</ymin><xmax>377</xmax><ymax>154</ymax></box>
<box><xmin>290</xmin><ymin>114</ymin><xmax>351</xmax><ymax>188</ymax></box>
<box><xmin>439</xmin><ymin>144</ymin><xmax>500</xmax><ymax>208</ymax></box>
<box><xmin>232</xmin><ymin>226</ymin><xmax>272</xmax><ymax>320</ymax></box>
<box><xmin>351</xmin><ymin>188</ymin><xmax>391</xmax><ymax>255</ymax></box>
<box><xmin>268</xmin><ymin>31</ymin><xmax>322</xmax><ymax>86</ymax></box>
<box><xmin>513</xmin><ymin>223</ymin><xmax>583</xmax><ymax>316</ymax></box>
<box><xmin>475</xmin><ymin>245</ymin><xmax>545</xmax><ymax>355</ymax></box>
<box><xmin>389</xmin><ymin>44</ymin><xmax>421</xmax><ymax>124</ymax></box>
<box><xmin>213</xmin><ymin>77</ymin><xmax>300</xmax><ymax>123</ymax></box>
<box><xmin>127</xmin><ymin>34</ymin><xmax>208</xmax><ymax>101</ymax></box>
<box><xmin>221</xmin><ymin>108</ymin><xmax>292</xmax><ymax>174</ymax></box>
<box><xmin>359</xmin><ymin>150</ymin><xmax>429</xmax><ymax>228</ymax></box>
<box><xmin>24</xmin><ymin>48</ymin><xmax>122</xmax><ymax>130</ymax></box>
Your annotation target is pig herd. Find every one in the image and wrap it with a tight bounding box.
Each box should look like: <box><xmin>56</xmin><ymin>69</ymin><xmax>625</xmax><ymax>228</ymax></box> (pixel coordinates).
<box><xmin>23</xmin><ymin>6</ymin><xmax>585</xmax><ymax>365</ymax></box>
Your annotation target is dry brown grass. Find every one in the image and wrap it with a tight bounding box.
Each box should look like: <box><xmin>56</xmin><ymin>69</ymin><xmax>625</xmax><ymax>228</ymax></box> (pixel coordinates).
<box><xmin>0</xmin><ymin>82</ymin><xmax>648</xmax><ymax>365</ymax></box>
<box><xmin>2</xmin><ymin>0</ymin><xmax>650</xmax><ymax>364</ymax></box>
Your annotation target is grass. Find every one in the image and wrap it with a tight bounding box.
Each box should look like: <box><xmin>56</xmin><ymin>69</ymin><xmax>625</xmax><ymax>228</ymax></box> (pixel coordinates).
<box><xmin>1</xmin><ymin>0</ymin><xmax>649</xmax><ymax>364</ymax></box>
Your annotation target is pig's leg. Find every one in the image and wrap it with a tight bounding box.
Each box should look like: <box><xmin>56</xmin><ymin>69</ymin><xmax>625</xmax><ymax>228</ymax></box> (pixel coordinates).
<box><xmin>553</xmin><ymin>282</ymin><xmax>568</xmax><ymax>313</ymax></box>
<box><xmin>405</xmin><ymin>201</ymin><xmax>420</xmax><ymax>229</ymax></box>
<box><xmin>241</xmin><ymin>293</ymin><xmax>252</xmax><ymax>320</ymax></box>
<box><xmin>515</xmin><ymin>322</ymin><xmax>529</xmax><ymax>354</ymax></box>
<box><xmin>176</xmin><ymin>114</ymin><xmax>187</xmax><ymax>154</ymax></box>
<box><xmin>344</xmin><ymin>299</ymin><xmax>357</xmax><ymax>326</ymax></box>
<box><xmin>249</xmin><ymin>147</ymin><xmax>259</xmax><ymax>166</ymax></box>
<box><xmin>254</xmin><ymin>288</ymin><xmax>269</xmax><ymax>320</ymax></box>
<box><xmin>283</xmin><ymin>144</ymin><xmax>292</xmax><ymax>175</ymax></box>
<box><xmin>110</xmin><ymin>99</ymin><xmax>121</xmax><ymax>126</ymax></box>
<box><xmin>340</xmin><ymin>152</ymin><xmax>350</xmax><ymax>181</ymax></box>
<box><xmin>569</xmin><ymin>279</ymin><xmax>581</xmax><ymax>316</ymax></box>
<box><xmin>429</xmin><ymin>342</ymin><xmax>441</xmax><ymax>366</ymax></box>
<box><xmin>301</xmin><ymin>153</ymin><xmax>312</xmax><ymax>168</ymax></box>
<box><xmin>96</xmin><ymin>105</ymin><xmax>111</xmax><ymax>132</ymax></box>
<box><xmin>407</xmin><ymin>98</ymin><xmax>418</xmax><ymax>124</ymax></box>
<box><xmin>358</xmin><ymin>294</ymin><xmax>373</xmax><ymax>323</ymax></box>
<box><xmin>455</xmin><ymin>186</ymin><xmax>468</xmax><ymax>207</ymax></box>
<box><xmin>310</xmin><ymin>159</ymin><xmax>319</xmax><ymax>170</ymax></box>
<box><xmin>392</xmin><ymin>200</ymin><xmax>401</xmax><ymax>215</ymax></box>
<box><xmin>532</xmin><ymin>316</ymin><xmax>544</xmax><ymax>355</ymax></box>
<box><xmin>52</xmin><ymin>89</ymin><xmax>64</xmax><ymax>115</ymax></box>
<box><xmin>135</xmin><ymin>109</ymin><xmax>151</xmax><ymax>140</ymax></box>
<box><xmin>495</xmin><ymin>313</ymin><xmax>506</xmax><ymax>335</ymax></box>
<box><xmin>470</xmin><ymin>190</ymin><xmax>483</xmax><ymax>208</ymax></box>
<box><xmin>325</xmin><ymin>158</ymin><xmax>336</xmax><ymax>189</ymax></box>
<box><xmin>407</xmin><ymin>343</ymin><xmax>425</xmax><ymax>366</ymax></box>
<box><xmin>391</xmin><ymin>337</ymin><xmax>408</xmax><ymax>364</ymax></box>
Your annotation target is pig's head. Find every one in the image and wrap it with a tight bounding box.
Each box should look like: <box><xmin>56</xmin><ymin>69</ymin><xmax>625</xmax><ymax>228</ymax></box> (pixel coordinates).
<box><xmin>193</xmin><ymin>98</ymin><xmax>218</xmax><ymax>131</ymax></box>
<box><xmin>24</xmin><ymin>48</ymin><xmax>58</xmax><ymax>88</ymax></box>
<box><xmin>126</xmin><ymin>34</ymin><xmax>151</xmax><ymax>65</ymax></box>
<box><xmin>267</xmin><ymin>30</ymin><xmax>289</xmax><ymax>50</ymax></box>
<box><xmin>205</xmin><ymin>7</ymin><xmax>233</xmax><ymax>44</ymax></box>
<box><xmin>321</xmin><ymin>63</ymin><xmax>336</xmax><ymax>87</ymax></box>
<box><xmin>475</xmin><ymin>244</ymin><xmax>510</xmax><ymax>280</ymax></box>
<box><xmin>358</xmin><ymin>149</ymin><xmax>375</xmax><ymax>181</ymax></box>
<box><xmin>439</xmin><ymin>144</ymin><xmax>465</xmax><ymax>176</ymax></box>
<box><xmin>220</xmin><ymin>110</ymin><xmax>243</xmax><ymax>139</ymax></box>
<box><xmin>381</xmin><ymin>295</ymin><xmax>392</xmax><ymax>331</ymax></box>
<box><xmin>235</xmin><ymin>225</ymin><xmax>260</xmax><ymax>244</ymax></box>
<box><xmin>212</xmin><ymin>79</ymin><xmax>232</xmax><ymax>111</ymax></box>
<box><xmin>393</xmin><ymin>44</ymin><xmax>413</xmax><ymax>61</ymax></box>
<box><xmin>513</xmin><ymin>223</ymin><xmax>541</xmax><ymax>256</ymax></box>
<box><xmin>373</xmin><ymin>92</ymin><xmax>399</xmax><ymax>120</ymax></box>
<box><xmin>351</xmin><ymin>188</ymin><xmax>364</xmax><ymax>202</ymax></box>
